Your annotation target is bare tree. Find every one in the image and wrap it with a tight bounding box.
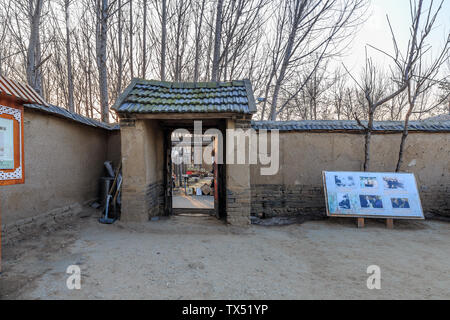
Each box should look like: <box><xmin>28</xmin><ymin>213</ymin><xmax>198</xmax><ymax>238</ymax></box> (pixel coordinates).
<box><xmin>330</xmin><ymin>69</ymin><xmax>348</xmax><ymax>120</ymax></box>
<box><xmin>160</xmin><ymin>0</ymin><xmax>167</xmax><ymax>81</ymax></box>
<box><xmin>395</xmin><ymin>0</ymin><xmax>450</xmax><ymax>172</ymax></box>
<box><xmin>267</xmin><ymin>0</ymin><xmax>368</xmax><ymax>121</ymax></box>
<box><xmin>63</xmin><ymin>0</ymin><xmax>74</xmax><ymax>112</ymax></box>
<box><xmin>0</xmin><ymin>1</ymin><xmax>13</xmax><ymax>76</ymax></box>
<box><xmin>211</xmin><ymin>0</ymin><xmax>224</xmax><ymax>81</ymax></box>
<box><xmin>117</xmin><ymin>0</ymin><xmax>123</xmax><ymax>95</ymax></box>
<box><xmin>204</xmin><ymin>2</ymin><xmax>215</xmax><ymax>81</ymax></box>
<box><xmin>96</xmin><ymin>0</ymin><xmax>109</xmax><ymax>122</ymax></box>
<box><xmin>142</xmin><ymin>0</ymin><xmax>147</xmax><ymax>78</ymax></box>
<box><xmin>171</xmin><ymin>0</ymin><xmax>191</xmax><ymax>82</ymax></box>
<box><xmin>347</xmin><ymin>56</ymin><xmax>399</xmax><ymax>171</ymax></box>
<box><xmin>439</xmin><ymin>61</ymin><xmax>450</xmax><ymax>114</ymax></box>
<box><xmin>193</xmin><ymin>0</ymin><xmax>206</xmax><ymax>82</ymax></box>
<box><xmin>383</xmin><ymin>88</ymin><xmax>408</xmax><ymax>121</ymax></box>
<box><xmin>129</xmin><ymin>0</ymin><xmax>134</xmax><ymax>78</ymax></box>
<box><xmin>344</xmin><ymin>0</ymin><xmax>440</xmax><ymax>171</ymax></box>
<box><xmin>2</xmin><ymin>0</ymin><xmax>448</xmax><ymax>127</ymax></box>
<box><xmin>26</xmin><ymin>0</ymin><xmax>45</xmax><ymax>94</ymax></box>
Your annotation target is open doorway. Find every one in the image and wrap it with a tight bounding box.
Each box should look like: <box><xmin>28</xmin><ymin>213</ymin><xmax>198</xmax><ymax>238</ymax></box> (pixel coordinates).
<box><xmin>163</xmin><ymin>122</ymin><xmax>226</xmax><ymax>220</ymax></box>
<box><xmin>171</xmin><ymin>131</ymin><xmax>215</xmax><ymax>213</ymax></box>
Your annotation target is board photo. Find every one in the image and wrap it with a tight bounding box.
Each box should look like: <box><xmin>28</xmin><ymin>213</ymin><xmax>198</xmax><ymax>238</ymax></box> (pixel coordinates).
<box><xmin>323</xmin><ymin>171</ymin><xmax>424</xmax><ymax>219</ymax></box>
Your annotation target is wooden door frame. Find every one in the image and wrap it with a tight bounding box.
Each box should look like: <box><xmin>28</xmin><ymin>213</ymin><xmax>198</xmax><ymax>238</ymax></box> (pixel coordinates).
<box><xmin>163</xmin><ymin>129</ymin><xmax>173</xmax><ymax>216</ymax></box>
<box><xmin>163</xmin><ymin>121</ymin><xmax>227</xmax><ymax>220</ymax></box>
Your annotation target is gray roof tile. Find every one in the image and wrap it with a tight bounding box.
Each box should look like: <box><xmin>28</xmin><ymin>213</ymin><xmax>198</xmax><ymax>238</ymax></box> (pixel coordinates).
<box><xmin>112</xmin><ymin>79</ymin><xmax>256</xmax><ymax>114</ymax></box>
<box><xmin>24</xmin><ymin>103</ymin><xmax>119</xmax><ymax>131</ymax></box>
<box><xmin>251</xmin><ymin>120</ymin><xmax>450</xmax><ymax>132</ymax></box>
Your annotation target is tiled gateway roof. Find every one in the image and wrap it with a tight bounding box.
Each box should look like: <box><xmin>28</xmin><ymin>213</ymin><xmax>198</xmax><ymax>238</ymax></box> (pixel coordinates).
<box><xmin>252</xmin><ymin>120</ymin><xmax>450</xmax><ymax>132</ymax></box>
<box><xmin>25</xmin><ymin>103</ymin><xmax>118</xmax><ymax>131</ymax></box>
<box><xmin>112</xmin><ymin>79</ymin><xmax>256</xmax><ymax>114</ymax></box>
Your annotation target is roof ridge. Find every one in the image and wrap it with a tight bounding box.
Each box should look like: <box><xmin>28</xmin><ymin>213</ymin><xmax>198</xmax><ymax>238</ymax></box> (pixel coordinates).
<box><xmin>133</xmin><ymin>78</ymin><xmax>247</xmax><ymax>88</ymax></box>
<box><xmin>251</xmin><ymin>119</ymin><xmax>450</xmax><ymax>132</ymax></box>
<box><xmin>24</xmin><ymin>103</ymin><xmax>118</xmax><ymax>131</ymax></box>
<box><xmin>112</xmin><ymin>79</ymin><xmax>255</xmax><ymax>114</ymax></box>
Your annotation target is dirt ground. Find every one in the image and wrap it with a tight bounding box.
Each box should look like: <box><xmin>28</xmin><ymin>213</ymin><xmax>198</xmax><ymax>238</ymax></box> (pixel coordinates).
<box><xmin>173</xmin><ymin>195</ymin><xmax>215</xmax><ymax>209</ymax></box>
<box><xmin>1</xmin><ymin>209</ymin><xmax>449</xmax><ymax>300</ymax></box>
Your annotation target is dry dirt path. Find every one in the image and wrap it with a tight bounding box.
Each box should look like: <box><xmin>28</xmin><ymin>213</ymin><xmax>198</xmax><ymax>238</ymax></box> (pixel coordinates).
<box><xmin>1</xmin><ymin>211</ymin><xmax>449</xmax><ymax>299</ymax></box>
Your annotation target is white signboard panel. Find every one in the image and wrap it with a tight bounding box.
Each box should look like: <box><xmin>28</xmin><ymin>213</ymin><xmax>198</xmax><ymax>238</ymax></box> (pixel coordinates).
<box><xmin>323</xmin><ymin>171</ymin><xmax>424</xmax><ymax>219</ymax></box>
<box><xmin>0</xmin><ymin>117</ymin><xmax>14</xmax><ymax>169</ymax></box>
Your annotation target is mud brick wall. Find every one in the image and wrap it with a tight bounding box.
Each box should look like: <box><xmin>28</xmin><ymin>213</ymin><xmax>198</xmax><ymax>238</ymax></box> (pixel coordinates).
<box><xmin>251</xmin><ymin>185</ymin><xmax>326</xmax><ymax>218</ymax></box>
<box><xmin>1</xmin><ymin>203</ymin><xmax>83</xmax><ymax>245</ymax></box>
<box><xmin>419</xmin><ymin>184</ymin><xmax>450</xmax><ymax>218</ymax></box>
<box><xmin>225</xmin><ymin>117</ymin><xmax>252</xmax><ymax>226</ymax></box>
<box><xmin>146</xmin><ymin>181</ymin><xmax>165</xmax><ymax>217</ymax></box>
<box><xmin>1</xmin><ymin>109</ymin><xmax>120</xmax><ymax>243</ymax></box>
<box><xmin>120</xmin><ymin>119</ymin><xmax>164</xmax><ymax>222</ymax></box>
<box><xmin>251</xmin><ymin>131</ymin><xmax>450</xmax><ymax>219</ymax></box>
<box><xmin>227</xmin><ymin>188</ymin><xmax>252</xmax><ymax>225</ymax></box>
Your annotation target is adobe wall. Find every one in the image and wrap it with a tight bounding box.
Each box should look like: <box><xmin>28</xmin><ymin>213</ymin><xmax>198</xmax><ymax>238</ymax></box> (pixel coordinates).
<box><xmin>251</xmin><ymin>131</ymin><xmax>450</xmax><ymax>219</ymax></box>
<box><xmin>120</xmin><ymin>119</ymin><xmax>164</xmax><ymax>222</ymax></box>
<box><xmin>1</xmin><ymin>110</ymin><xmax>120</xmax><ymax>244</ymax></box>
<box><xmin>226</xmin><ymin>119</ymin><xmax>252</xmax><ymax>226</ymax></box>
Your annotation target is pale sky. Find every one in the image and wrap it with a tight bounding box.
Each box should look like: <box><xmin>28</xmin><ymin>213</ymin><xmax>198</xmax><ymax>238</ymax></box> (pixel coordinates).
<box><xmin>340</xmin><ymin>0</ymin><xmax>450</xmax><ymax>73</ymax></box>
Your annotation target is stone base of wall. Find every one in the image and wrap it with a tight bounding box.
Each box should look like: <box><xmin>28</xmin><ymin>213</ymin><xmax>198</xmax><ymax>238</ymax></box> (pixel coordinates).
<box><xmin>1</xmin><ymin>202</ymin><xmax>83</xmax><ymax>246</ymax></box>
<box><xmin>121</xmin><ymin>181</ymin><xmax>164</xmax><ymax>221</ymax></box>
<box><xmin>252</xmin><ymin>184</ymin><xmax>450</xmax><ymax>220</ymax></box>
<box><xmin>146</xmin><ymin>181</ymin><xmax>164</xmax><ymax>217</ymax></box>
<box><xmin>251</xmin><ymin>184</ymin><xmax>327</xmax><ymax>220</ymax></box>
<box><xmin>227</xmin><ymin>188</ymin><xmax>251</xmax><ymax>226</ymax></box>
<box><xmin>420</xmin><ymin>185</ymin><xmax>450</xmax><ymax>218</ymax></box>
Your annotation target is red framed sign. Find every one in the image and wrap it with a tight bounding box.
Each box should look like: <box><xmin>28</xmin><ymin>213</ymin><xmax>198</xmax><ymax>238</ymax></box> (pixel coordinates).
<box><xmin>0</xmin><ymin>103</ymin><xmax>24</xmax><ymax>185</ymax></box>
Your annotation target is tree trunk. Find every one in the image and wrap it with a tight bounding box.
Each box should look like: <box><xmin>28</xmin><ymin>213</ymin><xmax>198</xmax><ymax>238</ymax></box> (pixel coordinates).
<box><xmin>142</xmin><ymin>0</ymin><xmax>147</xmax><ymax>78</ymax></box>
<box><xmin>363</xmin><ymin>110</ymin><xmax>374</xmax><ymax>171</ymax></box>
<box><xmin>269</xmin><ymin>8</ymin><xmax>299</xmax><ymax>120</ymax></box>
<box><xmin>396</xmin><ymin>109</ymin><xmax>413</xmax><ymax>172</ymax></box>
<box><xmin>35</xmin><ymin>31</ymin><xmax>43</xmax><ymax>97</ymax></box>
<box><xmin>260</xmin><ymin>62</ymin><xmax>277</xmax><ymax>120</ymax></box>
<box><xmin>96</xmin><ymin>0</ymin><xmax>109</xmax><ymax>123</ymax></box>
<box><xmin>64</xmin><ymin>0</ymin><xmax>75</xmax><ymax>112</ymax></box>
<box><xmin>211</xmin><ymin>0</ymin><xmax>224</xmax><ymax>82</ymax></box>
<box><xmin>117</xmin><ymin>0</ymin><xmax>123</xmax><ymax>95</ymax></box>
<box><xmin>161</xmin><ymin>0</ymin><xmax>167</xmax><ymax>81</ymax></box>
<box><xmin>129</xmin><ymin>0</ymin><xmax>134</xmax><ymax>79</ymax></box>
<box><xmin>87</xmin><ymin>38</ymin><xmax>94</xmax><ymax>118</ymax></box>
<box><xmin>174</xmin><ymin>1</ymin><xmax>183</xmax><ymax>82</ymax></box>
<box><xmin>205</xmin><ymin>3</ymin><xmax>214</xmax><ymax>81</ymax></box>
<box><xmin>363</xmin><ymin>130</ymin><xmax>371</xmax><ymax>172</ymax></box>
<box><xmin>193</xmin><ymin>0</ymin><xmax>206</xmax><ymax>83</ymax></box>
<box><xmin>26</xmin><ymin>0</ymin><xmax>44</xmax><ymax>95</ymax></box>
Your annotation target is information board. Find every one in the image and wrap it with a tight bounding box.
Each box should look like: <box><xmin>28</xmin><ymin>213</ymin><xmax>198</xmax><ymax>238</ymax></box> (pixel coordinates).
<box><xmin>0</xmin><ymin>104</ymin><xmax>24</xmax><ymax>185</ymax></box>
<box><xmin>323</xmin><ymin>171</ymin><xmax>424</xmax><ymax>219</ymax></box>
<box><xmin>0</xmin><ymin>117</ymin><xmax>15</xmax><ymax>169</ymax></box>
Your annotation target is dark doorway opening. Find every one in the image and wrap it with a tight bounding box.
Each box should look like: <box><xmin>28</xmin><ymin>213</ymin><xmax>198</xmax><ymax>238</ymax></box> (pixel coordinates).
<box><xmin>162</xmin><ymin>120</ymin><xmax>226</xmax><ymax>220</ymax></box>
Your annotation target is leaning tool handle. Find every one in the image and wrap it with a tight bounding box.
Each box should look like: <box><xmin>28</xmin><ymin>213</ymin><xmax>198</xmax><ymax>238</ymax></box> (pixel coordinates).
<box><xmin>108</xmin><ymin>163</ymin><xmax>122</xmax><ymax>196</ymax></box>
<box><xmin>113</xmin><ymin>176</ymin><xmax>122</xmax><ymax>205</ymax></box>
<box><xmin>104</xmin><ymin>195</ymin><xmax>113</xmax><ymax>219</ymax></box>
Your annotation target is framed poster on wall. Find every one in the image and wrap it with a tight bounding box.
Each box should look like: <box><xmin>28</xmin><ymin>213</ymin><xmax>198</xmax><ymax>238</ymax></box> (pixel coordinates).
<box><xmin>322</xmin><ymin>171</ymin><xmax>424</xmax><ymax>219</ymax></box>
<box><xmin>0</xmin><ymin>104</ymin><xmax>24</xmax><ymax>185</ymax></box>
